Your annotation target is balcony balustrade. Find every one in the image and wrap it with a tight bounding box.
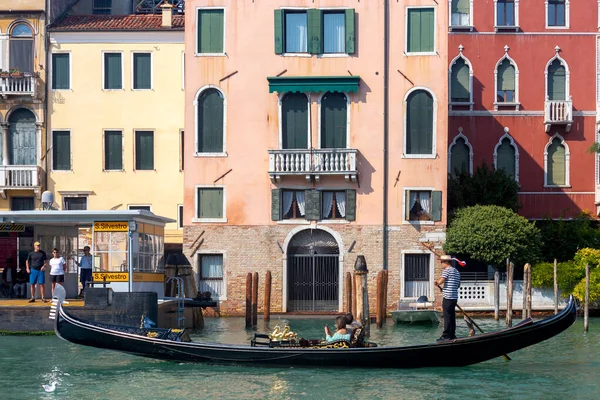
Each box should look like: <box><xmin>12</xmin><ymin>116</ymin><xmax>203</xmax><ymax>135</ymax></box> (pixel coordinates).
<box><xmin>544</xmin><ymin>98</ymin><xmax>572</xmax><ymax>133</ymax></box>
<box><xmin>0</xmin><ymin>75</ymin><xmax>36</xmax><ymax>98</ymax></box>
<box><xmin>268</xmin><ymin>148</ymin><xmax>358</xmax><ymax>182</ymax></box>
<box><xmin>0</xmin><ymin>165</ymin><xmax>42</xmax><ymax>198</ymax></box>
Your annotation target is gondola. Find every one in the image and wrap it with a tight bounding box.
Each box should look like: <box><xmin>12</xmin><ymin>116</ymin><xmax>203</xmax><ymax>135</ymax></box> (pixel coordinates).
<box><xmin>54</xmin><ymin>295</ymin><xmax>577</xmax><ymax>369</ymax></box>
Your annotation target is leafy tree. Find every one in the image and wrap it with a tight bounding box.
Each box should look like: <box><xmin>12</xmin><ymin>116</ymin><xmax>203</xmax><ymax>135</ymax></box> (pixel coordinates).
<box><xmin>444</xmin><ymin>205</ymin><xmax>541</xmax><ymax>267</ymax></box>
<box><xmin>448</xmin><ymin>162</ymin><xmax>520</xmax><ymax>216</ymax></box>
<box><xmin>537</xmin><ymin>213</ymin><xmax>600</xmax><ymax>262</ymax></box>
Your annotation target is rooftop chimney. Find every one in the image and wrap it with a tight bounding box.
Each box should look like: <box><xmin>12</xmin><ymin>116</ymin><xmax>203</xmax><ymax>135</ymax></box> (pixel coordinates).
<box><xmin>160</xmin><ymin>1</ymin><xmax>174</xmax><ymax>28</ymax></box>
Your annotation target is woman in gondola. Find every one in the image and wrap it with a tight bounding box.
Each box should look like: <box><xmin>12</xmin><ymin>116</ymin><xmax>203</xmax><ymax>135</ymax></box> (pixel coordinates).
<box><xmin>324</xmin><ymin>316</ymin><xmax>351</xmax><ymax>343</ymax></box>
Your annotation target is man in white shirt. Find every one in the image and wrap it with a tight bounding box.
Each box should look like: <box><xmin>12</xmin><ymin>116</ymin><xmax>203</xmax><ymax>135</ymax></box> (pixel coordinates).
<box><xmin>75</xmin><ymin>246</ymin><xmax>93</xmax><ymax>298</ymax></box>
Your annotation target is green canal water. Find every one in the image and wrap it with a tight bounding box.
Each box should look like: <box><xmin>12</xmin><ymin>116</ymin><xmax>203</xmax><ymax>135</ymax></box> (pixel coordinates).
<box><xmin>0</xmin><ymin>316</ymin><xmax>598</xmax><ymax>400</ymax></box>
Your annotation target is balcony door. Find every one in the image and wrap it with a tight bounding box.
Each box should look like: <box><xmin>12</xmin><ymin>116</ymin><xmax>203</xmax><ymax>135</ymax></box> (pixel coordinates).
<box><xmin>320</xmin><ymin>92</ymin><xmax>347</xmax><ymax>149</ymax></box>
<box><xmin>281</xmin><ymin>93</ymin><xmax>308</xmax><ymax>149</ymax></box>
<box><xmin>8</xmin><ymin>108</ymin><xmax>36</xmax><ymax>165</ymax></box>
<box><xmin>547</xmin><ymin>59</ymin><xmax>566</xmax><ymax>101</ymax></box>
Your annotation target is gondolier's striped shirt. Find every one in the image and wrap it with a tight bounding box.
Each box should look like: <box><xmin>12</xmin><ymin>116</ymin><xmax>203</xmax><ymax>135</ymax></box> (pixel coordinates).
<box><xmin>442</xmin><ymin>267</ymin><xmax>460</xmax><ymax>300</ymax></box>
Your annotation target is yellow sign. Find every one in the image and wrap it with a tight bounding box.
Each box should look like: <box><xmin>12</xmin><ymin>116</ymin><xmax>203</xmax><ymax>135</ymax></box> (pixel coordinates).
<box><xmin>94</xmin><ymin>221</ymin><xmax>129</xmax><ymax>232</ymax></box>
<box><xmin>134</xmin><ymin>272</ymin><xmax>165</xmax><ymax>282</ymax></box>
<box><xmin>0</xmin><ymin>223</ymin><xmax>25</xmax><ymax>233</ymax></box>
<box><xmin>93</xmin><ymin>272</ymin><xmax>129</xmax><ymax>282</ymax></box>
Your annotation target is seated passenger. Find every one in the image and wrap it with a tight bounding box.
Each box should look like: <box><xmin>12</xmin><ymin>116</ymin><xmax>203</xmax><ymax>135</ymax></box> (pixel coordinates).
<box><xmin>324</xmin><ymin>316</ymin><xmax>351</xmax><ymax>343</ymax></box>
<box><xmin>344</xmin><ymin>312</ymin><xmax>362</xmax><ymax>337</ymax></box>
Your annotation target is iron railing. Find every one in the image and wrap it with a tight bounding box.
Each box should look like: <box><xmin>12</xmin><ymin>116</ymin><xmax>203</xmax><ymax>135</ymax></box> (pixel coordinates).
<box><xmin>135</xmin><ymin>0</ymin><xmax>184</xmax><ymax>14</ymax></box>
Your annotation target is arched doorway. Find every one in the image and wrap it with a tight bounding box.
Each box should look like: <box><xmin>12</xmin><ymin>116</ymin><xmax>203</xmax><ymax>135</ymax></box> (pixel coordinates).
<box><xmin>287</xmin><ymin>229</ymin><xmax>339</xmax><ymax>312</ymax></box>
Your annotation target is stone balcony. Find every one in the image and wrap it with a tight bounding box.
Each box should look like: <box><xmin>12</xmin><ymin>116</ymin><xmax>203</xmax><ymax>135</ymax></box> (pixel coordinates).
<box><xmin>0</xmin><ymin>75</ymin><xmax>36</xmax><ymax>98</ymax></box>
<box><xmin>0</xmin><ymin>165</ymin><xmax>43</xmax><ymax>198</ymax></box>
<box><xmin>544</xmin><ymin>98</ymin><xmax>572</xmax><ymax>133</ymax></box>
<box><xmin>268</xmin><ymin>148</ymin><xmax>358</xmax><ymax>183</ymax></box>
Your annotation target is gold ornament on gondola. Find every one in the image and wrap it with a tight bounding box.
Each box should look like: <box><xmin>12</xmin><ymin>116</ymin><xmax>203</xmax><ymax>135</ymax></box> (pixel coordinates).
<box><xmin>269</xmin><ymin>324</ymin><xmax>297</xmax><ymax>341</ymax></box>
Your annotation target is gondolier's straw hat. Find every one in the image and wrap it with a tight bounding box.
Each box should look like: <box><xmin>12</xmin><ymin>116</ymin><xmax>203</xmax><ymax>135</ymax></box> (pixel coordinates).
<box><xmin>440</xmin><ymin>255</ymin><xmax>452</xmax><ymax>262</ymax></box>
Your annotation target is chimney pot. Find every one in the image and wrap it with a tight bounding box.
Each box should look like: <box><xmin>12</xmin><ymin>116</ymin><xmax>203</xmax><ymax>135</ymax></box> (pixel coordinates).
<box><xmin>160</xmin><ymin>1</ymin><xmax>174</xmax><ymax>28</ymax></box>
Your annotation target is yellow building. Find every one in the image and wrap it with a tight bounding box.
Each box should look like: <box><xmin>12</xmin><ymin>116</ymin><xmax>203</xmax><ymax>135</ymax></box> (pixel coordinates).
<box><xmin>0</xmin><ymin>0</ymin><xmax>47</xmax><ymax>211</ymax></box>
<box><xmin>47</xmin><ymin>7</ymin><xmax>185</xmax><ymax>252</ymax></box>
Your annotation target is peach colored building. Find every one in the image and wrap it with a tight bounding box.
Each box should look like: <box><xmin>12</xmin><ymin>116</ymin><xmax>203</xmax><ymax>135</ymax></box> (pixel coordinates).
<box><xmin>183</xmin><ymin>1</ymin><xmax>448</xmax><ymax>315</ymax></box>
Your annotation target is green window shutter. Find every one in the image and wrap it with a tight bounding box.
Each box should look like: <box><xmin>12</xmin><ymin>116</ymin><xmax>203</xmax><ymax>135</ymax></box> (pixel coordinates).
<box><xmin>548</xmin><ymin>60</ymin><xmax>566</xmax><ymax>101</ymax></box>
<box><xmin>52</xmin><ymin>131</ymin><xmax>70</xmax><ymax>171</ymax></box>
<box><xmin>135</xmin><ymin>131</ymin><xmax>154</xmax><ymax>170</ymax></box>
<box><xmin>407</xmin><ymin>9</ymin><xmax>434</xmax><ymax>53</ymax></box>
<box><xmin>198</xmin><ymin>9</ymin><xmax>224</xmax><ymax>53</ymax></box>
<box><xmin>431</xmin><ymin>191</ymin><xmax>442</xmax><ymax>221</ymax></box>
<box><xmin>452</xmin><ymin>0</ymin><xmax>470</xmax><ymax>13</ymax></box>
<box><xmin>345</xmin><ymin>189</ymin><xmax>356</xmax><ymax>221</ymax></box>
<box><xmin>420</xmin><ymin>9</ymin><xmax>434</xmax><ymax>53</ymax></box>
<box><xmin>450</xmin><ymin>138</ymin><xmax>469</xmax><ymax>176</ymax></box>
<box><xmin>52</xmin><ymin>53</ymin><xmax>70</xmax><ymax>90</ymax></box>
<box><xmin>548</xmin><ymin>138</ymin><xmax>566</xmax><ymax>185</ymax></box>
<box><xmin>133</xmin><ymin>53</ymin><xmax>151</xmax><ymax>90</ymax></box>
<box><xmin>321</xmin><ymin>92</ymin><xmax>347</xmax><ymax>149</ymax></box>
<box><xmin>198</xmin><ymin>89</ymin><xmax>224</xmax><ymax>153</ymax></box>
<box><xmin>305</xmin><ymin>190</ymin><xmax>321</xmax><ymax>221</ymax></box>
<box><xmin>271</xmin><ymin>189</ymin><xmax>281</xmax><ymax>221</ymax></box>
<box><xmin>345</xmin><ymin>9</ymin><xmax>355</xmax><ymax>54</ymax></box>
<box><xmin>274</xmin><ymin>10</ymin><xmax>284</xmax><ymax>54</ymax></box>
<box><xmin>198</xmin><ymin>188</ymin><xmax>223</xmax><ymax>218</ymax></box>
<box><xmin>497</xmin><ymin>139</ymin><xmax>516</xmax><ymax>179</ymax></box>
<box><xmin>104</xmin><ymin>53</ymin><xmax>122</xmax><ymax>89</ymax></box>
<box><xmin>406</xmin><ymin>90</ymin><xmax>433</xmax><ymax>155</ymax></box>
<box><xmin>282</xmin><ymin>93</ymin><xmax>308</xmax><ymax>149</ymax></box>
<box><xmin>451</xmin><ymin>59</ymin><xmax>470</xmax><ymax>102</ymax></box>
<box><xmin>307</xmin><ymin>9</ymin><xmax>323</xmax><ymax>55</ymax></box>
<box><xmin>407</xmin><ymin>9</ymin><xmax>421</xmax><ymax>52</ymax></box>
<box><xmin>498</xmin><ymin>59</ymin><xmax>515</xmax><ymax>91</ymax></box>
<box><xmin>104</xmin><ymin>131</ymin><xmax>122</xmax><ymax>170</ymax></box>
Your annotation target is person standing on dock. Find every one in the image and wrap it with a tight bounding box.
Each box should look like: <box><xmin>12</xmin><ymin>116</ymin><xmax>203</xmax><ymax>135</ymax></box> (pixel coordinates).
<box><xmin>75</xmin><ymin>246</ymin><xmax>93</xmax><ymax>298</ymax></box>
<box><xmin>49</xmin><ymin>248</ymin><xmax>67</xmax><ymax>297</ymax></box>
<box><xmin>436</xmin><ymin>255</ymin><xmax>461</xmax><ymax>341</ymax></box>
<box><xmin>26</xmin><ymin>241</ymin><xmax>48</xmax><ymax>303</ymax></box>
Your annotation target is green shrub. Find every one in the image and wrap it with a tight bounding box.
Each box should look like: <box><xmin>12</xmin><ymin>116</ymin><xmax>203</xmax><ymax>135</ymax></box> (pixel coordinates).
<box><xmin>531</xmin><ymin>260</ymin><xmax>584</xmax><ymax>294</ymax></box>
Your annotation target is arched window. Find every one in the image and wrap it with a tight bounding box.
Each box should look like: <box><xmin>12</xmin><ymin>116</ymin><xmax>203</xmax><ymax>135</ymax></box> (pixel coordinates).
<box><xmin>450</xmin><ymin>58</ymin><xmax>470</xmax><ymax>103</ymax></box>
<box><xmin>8</xmin><ymin>108</ymin><xmax>36</xmax><ymax>165</ymax></box>
<box><xmin>196</xmin><ymin>88</ymin><xmax>224</xmax><ymax>153</ymax></box>
<box><xmin>10</xmin><ymin>23</ymin><xmax>34</xmax><ymax>73</ymax></box>
<box><xmin>281</xmin><ymin>93</ymin><xmax>308</xmax><ymax>149</ymax></box>
<box><xmin>497</xmin><ymin>58</ymin><xmax>515</xmax><ymax>103</ymax></box>
<box><xmin>547</xmin><ymin>59</ymin><xmax>566</xmax><ymax>100</ymax></box>
<box><xmin>449</xmin><ymin>137</ymin><xmax>470</xmax><ymax>176</ymax></box>
<box><xmin>320</xmin><ymin>92</ymin><xmax>347</xmax><ymax>149</ymax></box>
<box><xmin>406</xmin><ymin>90</ymin><xmax>434</xmax><ymax>155</ymax></box>
<box><xmin>451</xmin><ymin>0</ymin><xmax>472</xmax><ymax>26</ymax></box>
<box><xmin>496</xmin><ymin>137</ymin><xmax>516</xmax><ymax>179</ymax></box>
<box><xmin>546</xmin><ymin>136</ymin><xmax>568</xmax><ymax>186</ymax></box>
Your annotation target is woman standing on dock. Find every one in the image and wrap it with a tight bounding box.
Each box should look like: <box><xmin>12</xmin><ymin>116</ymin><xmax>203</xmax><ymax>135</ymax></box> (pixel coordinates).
<box><xmin>49</xmin><ymin>248</ymin><xmax>67</xmax><ymax>297</ymax></box>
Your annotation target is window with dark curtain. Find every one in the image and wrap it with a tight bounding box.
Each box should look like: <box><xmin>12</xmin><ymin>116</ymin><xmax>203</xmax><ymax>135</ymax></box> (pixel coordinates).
<box><xmin>64</xmin><ymin>197</ymin><xmax>87</xmax><ymax>210</ymax></box>
<box><xmin>451</xmin><ymin>58</ymin><xmax>470</xmax><ymax>102</ymax></box>
<box><xmin>104</xmin><ymin>53</ymin><xmax>122</xmax><ymax>90</ymax></box>
<box><xmin>9</xmin><ymin>23</ymin><xmax>34</xmax><ymax>73</ymax></box>
<box><xmin>52</xmin><ymin>53</ymin><xmax>70</xmax><ymax>90</ymax></box>
<box><xmin>11</xmin><ymin>197</ymin><xmax>34</xmax><ymax>211</ymax></box>
<box><xmin>133</xmin><ymin>53</ymin><xmax>151</xmax><ymax>90</ymax></box>
<box><xmin>104</xmin><ymin>131</ymin><xmax>123</xmax><ymax>170</ymax></box>
<box><xmin>197</xmin><ymin>89</ymin><xmax>224</xmax><ymax>153</ymax></box>
<box><xmin>52</xmin><ymin>131</ymin><xmax>71</xmax><ymax>171</ymax></box>
<box><xmin>135</xmin><ymin>131</ymin><xmax>154</xmax><ymax>170</ymax></box>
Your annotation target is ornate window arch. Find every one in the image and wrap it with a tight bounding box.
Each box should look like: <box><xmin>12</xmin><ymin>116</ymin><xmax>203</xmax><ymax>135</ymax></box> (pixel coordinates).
<box><xmin>403</xmin><ymin>87</ymin><xmax>437</xmax><ymax>158</ymax></box>
<box><xmin>193</xmin><ymin>85</ymin><xmax>226</xmax><ymax>155</ymax></box>
<box><xmin>544</xmin><ymin>133</ymin><xmax>570</xmax><ymax>187</ymax></box>
<box><xmin>493</xmin><ymin>128</ymin><xmax>519</xmax><ymax>182</ymax></box>
<box><xmin>449</xmin><ymin>45</ymin><xmax>474</xmax><ymax>110</ymax></box>
<box><xmin>448</xmin><ymin>128</ymin><xmax>473</xmax><ymax>175</ymax></box>
<box><xmin>494</xmin><ymin>45</ymin><xmax>520</xmax><ymax>110</ymax></box>
<box><xmin>545</xmin><ymin>46</ymin><xmax>570</xmax><ymax>101</ymax></box>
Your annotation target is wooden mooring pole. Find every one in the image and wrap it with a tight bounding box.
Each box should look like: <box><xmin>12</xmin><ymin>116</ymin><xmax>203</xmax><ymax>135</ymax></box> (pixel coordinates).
<box><xmin>383</xmin><ymin>270</ymin><xmax>389</xmax><ymax>323</ymax></box>
<box><xmin>506</xmin><ymin>260</ymin><xmax>514</xmax><ymax>327</ymax></box>
<box><xmin>376</xmin><ymin>271</ymin><xmax>384</xmax><ymax>328</ymax></box>
<box><xmin>525</xmin><ymin>263</ymin><xmax>532</xmax><ymax>319</ymax></box>
<box><xmin>264</xmin><ymin>271</ymin><xmax>271</xmax><ymax>322</ymax></box>
<box><xmin>352</xmin><ymin>273</ymin><xmax>357</xmax><ymax>318</ymax></box>
<box><xmin>354</xmin><ymin>256</ymin><xmax>370</xmax><ymax>337</ymax></box>
<box><xmin>494</xmin><ymin>269</ymin><xmax>500</xmax><ymax>321</ymax></box>
<box><xmin>554</xmin><ymin>258</ymin><xmax>559</xmax><ymax>315</ymax></box>
<box><xmin>252</xmin><ymin>272</ymin><xmax>259</xmax><ymax>326</ymax></box>
<box><xmin>345</xmin><ymin>272</ymin><xmax>352</xmax><ymax>313</ymax></box>
<box><xmin>245</xmin><ymin>273</ymin><xmax>252</xmax><ymax>328</ymax></box>
<box><xmin>522</xmin><ymin>263</ymin><xmax>530</xmax><ymax>319</ymax></box>
<box><xmin>584</xmin><ymin>264</ymin><xmax>590</xmax><ymax>333</ymax></box>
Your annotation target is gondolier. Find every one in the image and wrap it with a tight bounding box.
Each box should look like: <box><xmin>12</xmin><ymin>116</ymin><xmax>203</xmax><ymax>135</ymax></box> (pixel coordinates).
<box><xmin>436</xmin><ymin>255</ymin><xmax>460</xmax><ymax>341</ymax></box>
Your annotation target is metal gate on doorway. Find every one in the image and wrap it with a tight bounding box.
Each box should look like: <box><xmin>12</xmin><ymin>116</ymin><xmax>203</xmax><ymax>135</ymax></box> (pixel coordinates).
<box><xmin>287</xmin><ymin>229</ymin><xmax>339</xmax><ymax>312</ymax></box>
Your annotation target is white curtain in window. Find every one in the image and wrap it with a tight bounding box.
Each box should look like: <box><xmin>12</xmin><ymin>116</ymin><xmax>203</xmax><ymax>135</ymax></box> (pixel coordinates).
<box><xmin>409</xmin><ymin>191</ymin><xmax>418</xmax><ymax>212</ymax></box>
<box><xmin>322</xmin><ymin>191</ymin><xmax>334</xmax><ymax>218</ymax></box>
<box><xmin>285</xmin><ymin>13</ymin><xmax>307</xmax><ymax>53</ymax></box>
<box><xmin>420</xmin><ymin>191</ymin><xmax>431</xmax><ymax>214</ymax></box>
<box><xmin>201</xmin><ymin>255</ymin><xmax>223</xmax><ymax>278</ymax></box>
<box><xmin>296</xmin><ymin>191</ymin><xmax>306</xmax><ymax>216</ymax></box>
<box><xmin>282</xmin><ymin>191</ymin><xmax>294</xmax><ymax>216</ymax></box>
<box><xmin>335</xmin><ymin>192</ymin><xmax>346</xmax><ymax>217</ymax></box>
<box><xmin>404</xmin><ymin>281</ymin><xmax>430</xmax><ymax>298</ymax></box>
<box><xmin>323</xmin><ymin>13</ymin><xmax>345</xmax><ymax>53</ymax></box>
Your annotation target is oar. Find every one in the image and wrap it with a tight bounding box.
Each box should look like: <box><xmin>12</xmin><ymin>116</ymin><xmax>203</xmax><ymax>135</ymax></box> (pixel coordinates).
<box><xmin>436</xmin><ymin>283</ymin><xmax>511</xmax><ymax>361</ymax></box>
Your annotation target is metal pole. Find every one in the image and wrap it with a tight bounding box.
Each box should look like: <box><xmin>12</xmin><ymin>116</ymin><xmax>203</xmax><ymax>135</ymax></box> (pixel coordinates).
<box><xmin>128</xmin><ymin>231</ymin><xmax>133</xmax><ymax>292</ymax></box>
<box><xmin>584</xmin><ymin>264</ymin><xmax>590</xmax><ymax>333</ymax></box>
<box><xmin>554</xmin><ymin>258</ymin><xmax>558</xmax><ymax>315</ymax></box>
<box><xmin>382</xmin><ymin>0</ymin><xmax>390</xmax><ymax>271</ymax></box>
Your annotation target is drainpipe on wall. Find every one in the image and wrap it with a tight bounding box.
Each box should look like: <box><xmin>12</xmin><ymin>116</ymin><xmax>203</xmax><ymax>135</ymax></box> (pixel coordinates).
<box><xmin>382</xmin><ymin>0</ymin><xmax>390</xmax><ymax>271</ymax></box>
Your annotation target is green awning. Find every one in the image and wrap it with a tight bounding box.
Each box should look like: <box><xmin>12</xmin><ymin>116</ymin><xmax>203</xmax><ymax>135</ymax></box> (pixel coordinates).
<box><xmin>267</xmin><ymin>76</ymin><xmax>360</xmax><ymax>93</ymax></box>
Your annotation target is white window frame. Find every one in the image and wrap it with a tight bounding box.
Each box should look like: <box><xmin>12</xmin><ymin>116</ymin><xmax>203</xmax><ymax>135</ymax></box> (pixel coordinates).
<box><xmin>102</xmin><ymin>51</ymin><xmax>124</xmax><ymax>91</ymax></box>
<box><xmin>193</xmin><ymin>85</ymin><xmax>227</xmax><ymax>157</ymax></box>
<box><xmin>128</xmin><ymin>204</ymin><xmax>152</xmax><ymax>212</ymax></box>
<box><xmin>317</xmin><ymin>91</ymin><xmax>350</xmax><ymax>149</ymax></box>
<box><xmin>402</xmin><ymin>186</ymin><xmax>436</xmax><ymax>225</ymax></box>
<box><xmin>545</xmin><ymin>0</ymin><xmax>569</xmax><ymax>29</ymax></box>
<box><xmin>448</xmin><ymin>130</ymin><xmax>474</xmax><ymax>175</ymax></box>
<box><xmin>133</xmin><ymin>129</ymin><xmax>155</xmax><ymax>171</ymax></box>
<box><xmin>544</xmin><ymin>48</ymin><xmax>571</xmax><ymax>101</ymax></box>
<box><xmin>493</xmin><ymin>129</ymin><xmax>520</xmax><ymax>183</ymax></box>
<box><xmin>193</xmin><ymin>184</ymin><xmax>227</xmax><ymax>223</ymax></box>
<box><xmin>544</xmin><ymin>133</ymin><xmax>571</xmax><ymax>188</ymax></box>
<box><xmin>448</xmin><ymin>45</ymin><xmax>474</xmax><ymax>110</ymax></box>
<box><xmin>402</xmin><ymin>87</ymin><xmax>437</xmax><ymax>159</ymax></box>
<box><xmin>280</xmin><ymin>7</ymin><xmax>311</xmax><ymax>57</ymax></box>
<box><xmin>196</xmin><ymin>251</ymin><xmax>227</xmax><ymax>301</ymax></box>
<box><xmin>50</xmin><ymin>51</ymin><xmax>72</xmax><ymax>91</ymax></box>
<box><xmin>493</xmin><ymin>47</ymin><xmax>520</xmax><ymax>111</ymax></box>
<box><xmin>50</xmin><ymin>129</ymin><xmax>72</xmax><ymax>172</ymax></box>
<box><xmin>195</xmin><ymin>7</ymin><xmax>226</xmax><ymax>57</ymax></box>
<box><xmin>494</xmin><ymin>0</ymin><xmax>520</xmax><ymax>31</ymax></box>
<box><xmin>278</xmin><ymin>92</ymin><xmax>312</xmax><ymax>149</ymax></box>
<box><xmin>400</xmin><ymin>250</ymin><xmax>436</xmax><ymax>300</ymax></box>
<box><xmin>177</xmin><ymin>204</ymin><xmax>183</xmax><ymax>229</ymax></box>
<box><xmin>405</xmin><ymin>6</ymin><xmax>437</xmax><ymax>56</ymax></box>
<box><xmin>102</xmin><ymin>129</ymin><xmax>124</xmax><ymax>172</ymax></box>
<box><xmin>448</xmin><ymin>0</ymin><xmax>474</xmax><ymax>30</ymax></box>
<box><xmin>130</xmin><ymin>51</ymin><xmax>153</xmax><ymax>91</ymax></box>
<box><xmin>318</xmin><ymin>7</ymin><xmax>351</xmax><ymax>58</ymax></box>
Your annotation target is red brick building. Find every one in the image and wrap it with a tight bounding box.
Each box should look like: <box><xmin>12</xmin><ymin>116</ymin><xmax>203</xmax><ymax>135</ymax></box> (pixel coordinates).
<box><xmin>448</xmin><ymin>0</ymin><xmax>599</xmax><ymax>218</ymax></box>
